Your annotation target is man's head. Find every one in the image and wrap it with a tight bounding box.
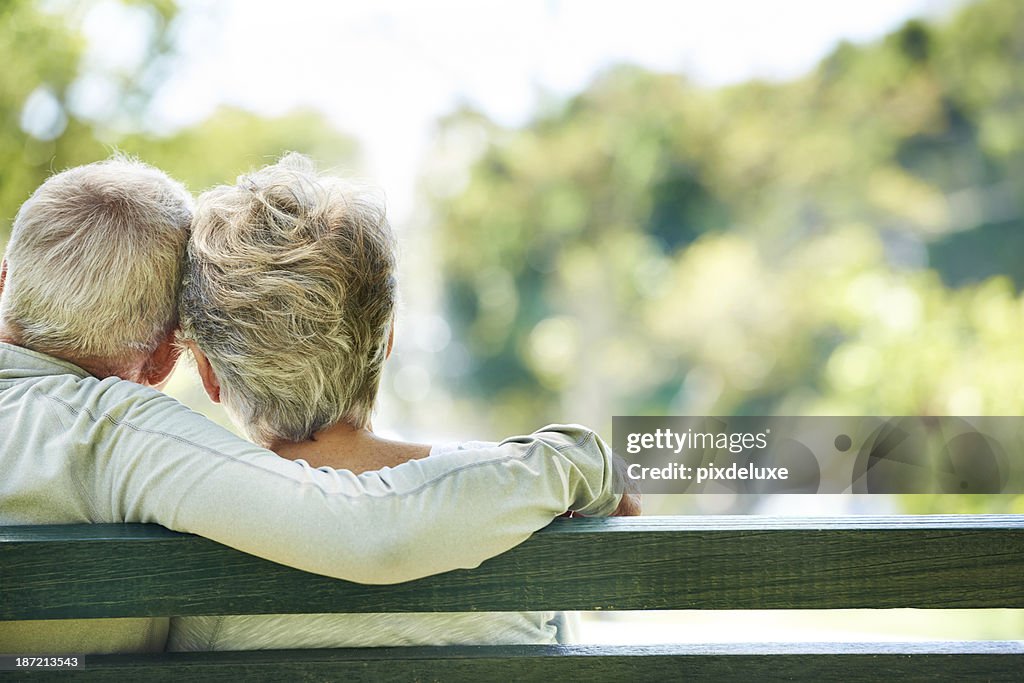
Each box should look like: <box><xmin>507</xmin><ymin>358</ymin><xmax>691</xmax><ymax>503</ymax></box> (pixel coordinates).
<box><xmin>179</xmin><ymin>153</ymin><xmax>396</xmax><ymax>447</ymax></box>
<box><xmin>0</xmin><ymin>156</ymin><xmax>193</xmax><ymax>382</ymax></box>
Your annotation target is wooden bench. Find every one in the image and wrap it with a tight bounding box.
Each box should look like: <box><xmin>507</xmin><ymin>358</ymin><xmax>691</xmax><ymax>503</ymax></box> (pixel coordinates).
<box><xmin>1</xmin><ymin>515</ymin><xmax>1022</xmax><ymax>681</ymax></box>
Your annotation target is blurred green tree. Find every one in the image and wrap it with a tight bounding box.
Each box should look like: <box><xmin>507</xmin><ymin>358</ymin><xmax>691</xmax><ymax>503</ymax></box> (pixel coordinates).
<box><xmin>116</xmin><ymin>106</ymin><xmax>361</xmax><ymax>192</ymax></box>
<box><xmin>1</xmin><ymin>0</ymin><xmax>110</xmax><ymax>232</ymax></box>
<box><xmin>0</xmin><ymin>0</ymin><xmax>359</xmax><ymax>239</ymax></box>
<box><xmin>426</xmin><ymin>0</ymin><xmax>1024</xmax><ymax>515</ymax></box>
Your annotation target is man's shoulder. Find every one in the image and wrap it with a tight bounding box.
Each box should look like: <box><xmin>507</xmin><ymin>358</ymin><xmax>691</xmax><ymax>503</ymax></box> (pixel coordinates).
<box><xmin>4</xmin><ymin>366</ymin><xmax>188</xmax><ymax>428</ymax></box>
<box><xmin>0</xmin><ymin>341</ymin><xmax>172</xmax><ymax>418</ymax></box>
<box><xmin>0</xmin><ymin>350</ymin><xmax>241</xmax><ymax>460</ymax></box>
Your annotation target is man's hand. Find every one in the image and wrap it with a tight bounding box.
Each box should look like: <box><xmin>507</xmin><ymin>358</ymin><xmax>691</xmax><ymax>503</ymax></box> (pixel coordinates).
<box><xmin>560</xmin><ymin>450</ymin><xmax>641</xmax><ymax>518</ymax></box>
<box><xmin>611</xmin><ymin>490</ymin><xmax>642</xmax><ymax>516</ymax></box>
<box><xmin>610</xmin><ymin>453</ymin><xmax>641</xmax><ymax>516</ymax></box>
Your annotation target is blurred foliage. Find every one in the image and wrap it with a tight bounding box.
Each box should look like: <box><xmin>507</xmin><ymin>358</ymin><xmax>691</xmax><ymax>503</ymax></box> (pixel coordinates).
<box><xmin>1</xmin><ymin>0</ymin><xmax>102</xmax><ymax>228</ymax></box>
<box><xmin>0</xmin><ymin>0</ymin><xmax>359</xmax><ymax>237</ymax></box>
<box><xmin>426</xmin><ymin>0</ymin><xmax>1024</xmax><ymax>513</ymax></box>
<box><xmin>115</xmin><ymin>106</ymin><xmax>360</xmax><ymax>192</ymax></box>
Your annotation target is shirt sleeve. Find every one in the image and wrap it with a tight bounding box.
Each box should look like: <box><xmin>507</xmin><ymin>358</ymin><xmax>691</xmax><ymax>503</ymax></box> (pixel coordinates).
<box><xmin>85</xmin><ymin>383</ymin><xmax>620</xmax><ymax>584</ymax></box>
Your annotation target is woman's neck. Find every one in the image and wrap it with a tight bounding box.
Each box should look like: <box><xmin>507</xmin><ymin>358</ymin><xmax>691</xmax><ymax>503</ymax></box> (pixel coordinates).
<box><xmin>270</xmin><ymin>421</ymin><xmax>431</xmax><ymax>474</ymax></box>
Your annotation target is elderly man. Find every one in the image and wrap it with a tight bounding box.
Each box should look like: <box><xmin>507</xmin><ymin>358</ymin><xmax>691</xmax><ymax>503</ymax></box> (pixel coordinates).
<box><xmin>0</xmin><ymin>157</ymin><xmax>626</xmax><ymax>654</ymax></box>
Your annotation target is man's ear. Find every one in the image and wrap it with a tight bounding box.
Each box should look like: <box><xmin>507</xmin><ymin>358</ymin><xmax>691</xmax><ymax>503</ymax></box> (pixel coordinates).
<box><xmin>186</xmin><ymin>340</ymin><xmax>221</xmax><ymax>403</ymax></box>
<box><xmin>0</xmin><ymin>259</ymin><xmax>8</xmax><ymax>298</ymax></box>
<box><xmin>143</xmin><ymin>330</ymin><xmax>181</xmax><ymax>390</ymax></box>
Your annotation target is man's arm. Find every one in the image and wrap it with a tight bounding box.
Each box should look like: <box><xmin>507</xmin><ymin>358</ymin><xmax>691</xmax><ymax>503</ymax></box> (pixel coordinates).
<box><xmin>91</xmin><ymin>386</ymin><xmax>619</xmax><ymax>584</ymax></box>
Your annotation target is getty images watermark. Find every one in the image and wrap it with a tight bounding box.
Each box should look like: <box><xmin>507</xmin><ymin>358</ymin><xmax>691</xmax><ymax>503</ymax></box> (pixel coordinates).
<box><xmin>612</xmin><ymin>417</ymin><xmax>1023</xmax><ymax>494</ymax></box>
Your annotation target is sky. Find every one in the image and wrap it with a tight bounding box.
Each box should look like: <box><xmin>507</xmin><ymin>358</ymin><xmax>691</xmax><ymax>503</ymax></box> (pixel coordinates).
<box><xmin>81</xmin><ymin>0</ymin><xmax>958</xmax><ymax>222</ymax></box>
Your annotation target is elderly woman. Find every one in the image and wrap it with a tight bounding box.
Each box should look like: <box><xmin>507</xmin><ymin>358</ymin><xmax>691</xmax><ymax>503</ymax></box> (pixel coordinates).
<box><xmin>168</xmin><ymin>153</ymin><xmax>628</xmax><ymax>650</ymax></box>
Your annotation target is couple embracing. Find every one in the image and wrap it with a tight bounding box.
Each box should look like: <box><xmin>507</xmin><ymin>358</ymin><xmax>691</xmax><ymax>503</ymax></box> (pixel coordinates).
<box><xmin>0</xmin><ymin>153</ymin><xmax>637</xmax><ymax>654</ymax></box>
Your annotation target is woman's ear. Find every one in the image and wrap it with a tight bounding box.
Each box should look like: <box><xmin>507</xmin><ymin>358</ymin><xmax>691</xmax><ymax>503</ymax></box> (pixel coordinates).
<box><xmin>142</xmin><ymin>330</ymin><xmax>181</xmax><ymax>390</ymax></box>
<box><xmin>386</xmin><ymin>319</ymin><xmax>395</xmax><ymax>359</ymax></box>
<box><xmin>186</xmin><ymin>340</ymin><xmax>222</xmax><ymax>403</ymax></box>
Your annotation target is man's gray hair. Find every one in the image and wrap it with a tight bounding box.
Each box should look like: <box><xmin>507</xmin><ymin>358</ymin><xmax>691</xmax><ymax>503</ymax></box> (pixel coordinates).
<box><xmin>1</xmin><ymin>156</ymin><xmax>193</xmax><ymax>363</ymax></box>
<box><xmin>179</xmin><ymin>153</ymin><xmax>396</xmax><ymax>446</ymax></box>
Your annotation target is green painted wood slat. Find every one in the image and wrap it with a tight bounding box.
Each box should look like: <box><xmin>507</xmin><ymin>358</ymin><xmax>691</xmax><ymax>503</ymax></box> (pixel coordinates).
<box><xmin>5</xmin><ymin>643</ymin><xmax>1024</xmax><ymax>682</ymax></box>
<box><xmin>2</xmin><ymin>515</ymin><xmax>1022</xmax><ymax>620</ymax></box>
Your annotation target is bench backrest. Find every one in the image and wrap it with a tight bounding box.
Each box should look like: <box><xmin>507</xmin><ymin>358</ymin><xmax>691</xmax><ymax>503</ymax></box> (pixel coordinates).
<box><xmin>2</xmin><ymin>515</ymin><xmax>1022</xmax><ymax>680</ymax></box>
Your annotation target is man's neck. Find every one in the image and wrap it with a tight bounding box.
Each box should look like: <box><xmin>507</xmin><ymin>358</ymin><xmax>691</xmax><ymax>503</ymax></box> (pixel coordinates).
<box><xmin>0</xmin><ymin>324</ymin><xmax>142</xmax><ymax>382</ymax></box>
<box><xmin>271</xmin><ymin>422</ymin><xmax>431</xmax><ymax>474</ymax></box>
<box><xmin>0</xmin><ymin>323</ymin><xmax>22</xmax><ymax>349</ymax></box>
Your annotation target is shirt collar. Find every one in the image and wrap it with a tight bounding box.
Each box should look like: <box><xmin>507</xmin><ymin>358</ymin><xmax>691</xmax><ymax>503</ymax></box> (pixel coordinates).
<box><xmin>0</xmin><ymin>341</ymin><xmax>92</xmax><ymax>380</ymax></box>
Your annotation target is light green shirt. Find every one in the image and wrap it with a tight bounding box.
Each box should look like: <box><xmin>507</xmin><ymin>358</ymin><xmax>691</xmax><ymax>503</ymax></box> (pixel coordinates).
<box><xmin>0</xmin><ymin>342</ymin><xmax>620</xmax><ymax>654</ymax></box>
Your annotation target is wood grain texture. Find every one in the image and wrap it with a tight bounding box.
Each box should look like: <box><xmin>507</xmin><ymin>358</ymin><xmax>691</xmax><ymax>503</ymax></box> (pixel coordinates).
<box><xmin>5</xmin><ymin>643</ymin><xmax>1023</xmax><ymax>682</ymax></box>
<box><xmin>1</xmin><ymin>515</ymin><xmax>1023</xmax><ymax>620</ymax></box>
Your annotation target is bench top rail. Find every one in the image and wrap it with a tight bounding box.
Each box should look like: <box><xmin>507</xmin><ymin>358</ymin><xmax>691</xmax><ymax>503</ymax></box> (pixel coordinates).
<box><xmin>1</xmin><ymin>515</ymin><xmax>1022</xmax><ymax>620</ymax></box>
<box><xmin>23</xmin><ymin>642</ymin><xmax>1024</xmax><ymax>682</ymax></box>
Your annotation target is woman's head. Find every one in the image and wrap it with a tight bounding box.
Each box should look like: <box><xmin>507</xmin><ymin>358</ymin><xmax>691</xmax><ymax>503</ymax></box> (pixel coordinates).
<box><xmin>179</xmin><ymin>153</ymin><xmax>396</xmax><ymax>446</ymax></box>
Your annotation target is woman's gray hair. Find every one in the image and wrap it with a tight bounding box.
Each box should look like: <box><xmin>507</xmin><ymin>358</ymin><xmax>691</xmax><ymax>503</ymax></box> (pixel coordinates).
<box><xmin>179</xmin><ymin>153</ymin><xmax>397</xmax><ymax>446</ymax></box>
<box><xmin>1</xmin><ymin>156</ymin><xmax>192</xmax><ymax>364</ymax></box>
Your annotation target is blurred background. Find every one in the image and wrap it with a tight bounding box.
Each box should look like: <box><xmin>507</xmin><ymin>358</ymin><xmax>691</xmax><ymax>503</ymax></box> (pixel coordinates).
<box><xmin>2</xmin><ymin>0</ymin><xmax>1022</xmax><ymax>640</ymax></box>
